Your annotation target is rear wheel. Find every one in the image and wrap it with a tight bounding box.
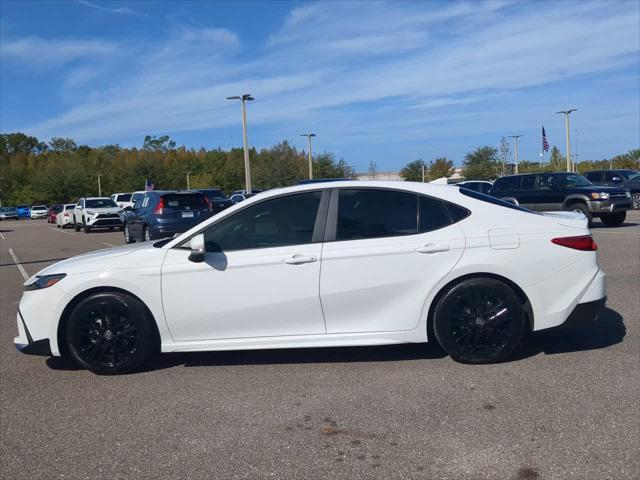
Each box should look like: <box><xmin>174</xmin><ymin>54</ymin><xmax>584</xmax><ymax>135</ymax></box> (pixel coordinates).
<box><xmin>601</xmin><ymin>211</ymin><xmax>626</xmax><ymax>227</ymax></box>
<box><xmin>74</xmin><ymin>217</ymin><xmax>80</xmax><ymax>232</ymax></box>
<box><xmin>566</xmin><ymin>202</ymin><xmax>592</xmax><ymax>227</ymax></box>
<box><xmin>65</xmin><ymin>292</ymin><xmax>158</xmax><ymax>374</ymax></box>
<box><xmin>433</xmin><ymin>278</ymin><xmax>526</xmax><ymax>364</ymax></box>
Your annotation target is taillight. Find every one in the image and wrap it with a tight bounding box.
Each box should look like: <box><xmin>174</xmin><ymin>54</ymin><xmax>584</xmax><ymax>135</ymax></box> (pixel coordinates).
<box><xmin>64</xmin><ymin>212</ymin><xmax>69</xmax><ymax>217</ymax></box>
<box><xmin>551</xmin><ymin>235</ymin><xmax>597</xmax><ymax>251</ymax></box>
<box><xmin>153</xmin><ymin>197</ymin><xmax>165</xmax><ymax>215</ymax></box>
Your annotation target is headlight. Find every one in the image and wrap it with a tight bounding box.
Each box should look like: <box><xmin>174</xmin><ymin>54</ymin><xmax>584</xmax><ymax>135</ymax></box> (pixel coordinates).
<box><xmin>24</xmin><ymin>274</ymin><xmax>66</xmax><ymax>291</ymax></box>
<box><xmin>86</xmin><ymin>210</ymin><xmax>96</xmax><ymax>216</ymax></box>
<box><xmin>590</xmin><ymin>192</ymin><xmax>609</xmax><ymax>200</ymax></box>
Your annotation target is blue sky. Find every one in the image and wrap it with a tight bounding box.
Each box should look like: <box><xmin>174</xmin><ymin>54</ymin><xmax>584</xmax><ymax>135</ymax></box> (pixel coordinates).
<box><xmin>1</xmin><ymin>0</ymin><xmax>638</xmax><ymax>171</ymax></box>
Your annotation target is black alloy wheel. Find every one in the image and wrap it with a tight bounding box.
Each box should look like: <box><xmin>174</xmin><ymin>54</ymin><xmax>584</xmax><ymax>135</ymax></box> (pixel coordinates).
<box><xmin>66</xmin><ymin>292</ymin><xmax>157</xmax><ymax>374</ymax></box>
<box><xmin>433</xmin><ymin>278</ymin><xmax>526</xmax><ymax>364</ymax></box>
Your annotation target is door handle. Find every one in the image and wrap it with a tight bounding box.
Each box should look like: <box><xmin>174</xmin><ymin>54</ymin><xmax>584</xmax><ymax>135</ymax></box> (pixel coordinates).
<box><xmin>283</xmin><ymin>254</ymin><xmax>318</xmax><ymax>265</ymax></box>
<box><xmin>415</xmin><ymin>243</ymin><xmax>450</xmax><ymax>254</ymax></box>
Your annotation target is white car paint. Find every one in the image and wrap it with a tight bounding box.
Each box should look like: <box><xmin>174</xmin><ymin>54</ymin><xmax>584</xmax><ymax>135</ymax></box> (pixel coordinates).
<box><xmin>111</xmin><ymin>192</ymin><xmax>134</xmax><ymax>209</ymax></box>
<box><xmin>73</xmin><ymin>197</ymin><xmax>124</xmax><ymax>229</ymax></box>
<box><xmin>15</xmin><ymin>181</ymin><xmax>606</xmax><ymax>359</ymax></box>
<box><xmin>56</xmin><ymin>204</ymin><xmax>76</xmax><ymax>228</ymax></box>
<box><xmin>29</xmin><ymin>205</ymin><xmax>47</xmax><ymax>219</ymax></box>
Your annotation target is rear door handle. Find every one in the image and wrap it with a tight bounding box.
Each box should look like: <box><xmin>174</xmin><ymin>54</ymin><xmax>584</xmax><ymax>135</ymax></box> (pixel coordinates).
<box><xmin>415</xmin><ymin>243</ymin><xmax>450</xmax><ymax>254</ymax></box>
<box><xmin>284</xmin><ymin>254</ymin><xmax>318</xmax><ymax>265</ymax></box>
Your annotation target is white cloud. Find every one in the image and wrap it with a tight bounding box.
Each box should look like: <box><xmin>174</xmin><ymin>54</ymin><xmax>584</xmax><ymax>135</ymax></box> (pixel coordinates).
<box><xmin>6</xmin><ymin>0</ymin><xmax>639</xmax><ymax>162</ymax></box>
<box><xmin>75</xmin><ymin>0</ymin><xmax>146</xmax><ymax>17</ymax></box>
<box><xmin>0</xmin><ymin>37</ymin><xmax>117</xmax><ymax>67</ymax></box>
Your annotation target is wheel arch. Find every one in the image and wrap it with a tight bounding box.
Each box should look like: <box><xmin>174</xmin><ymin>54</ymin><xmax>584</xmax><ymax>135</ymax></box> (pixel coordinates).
<box><xmin>426</xmin><ymin>272</ymin><xmax>534</xmax><ymax>342</ymax></box>
<box><xmin>562</xmin><ymin>194</ymin><xmax>591</xmax><ymax>209</ymax></box>
<box><xmin>57</xmin><ymin>286</ymin><xmax>161</xmax><ymax>357</ymax></box>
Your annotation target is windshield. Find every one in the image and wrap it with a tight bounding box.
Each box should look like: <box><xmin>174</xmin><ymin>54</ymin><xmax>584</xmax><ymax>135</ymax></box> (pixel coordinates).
<box><xmin>85</xmin><ymin>198</ymin><xmax>117</xmax><ymax>208</ymax></box>
<box><xmin>116</xmin><ymin>193</ymin><xmax>132</xmax><ymax>201</ymax></box>
<box><xmin>65</xmin><ymin>204</ymin><xmax>75</xmax><ymax>210</ymax></box>
<box><xmin>32</xmin><ymin>206</ymin><xmax>46</xmax><ymax>210</ymax></box>
<box><xmin>459</xmin><ymin>188</ymin><xmax>539</xmax><ymax>214</ymax></box>
<box><xmin>628</xmin><ymin>173</ymin><xmax>640</xmax><ymax>182</ymax></box>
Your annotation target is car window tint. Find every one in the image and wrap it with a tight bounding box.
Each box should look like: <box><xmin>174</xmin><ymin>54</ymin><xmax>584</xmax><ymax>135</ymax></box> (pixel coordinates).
<box><xmin>419</xmin><ymin>196</ymin><xmax>452</xmax><ymax>232</ymax></box>
<box><xmin>521</xmin><ymin>175</ymin><xmax>535</xmax><ymax>190</ymax></box>
<box><xmin>203</xmin><ymin>191</ymin><xmax>322</xmax><ymax>252</ymax></box>
<box><xmin>493</xmin><ymin>176</ymin><xmax>520</xmax><ymax>192</ymax></box>
<box><xmin>538</xmin><ymin>174</ymin><xmax>558</xmax><ymax>190</ymax></box>
<box><xmin>585</xmin><ymin>172</ymin><xmax>601</xmax><ymax>182</ymax></box>
<box><xmin>605</xmin><ymin>171</ymin><xmax>620</xmax><ymax>181</ymax></box>
<box><xmin>336</xmin><ymin>189</ymin><xmax>417</xmax><ymax>241</ymax></box>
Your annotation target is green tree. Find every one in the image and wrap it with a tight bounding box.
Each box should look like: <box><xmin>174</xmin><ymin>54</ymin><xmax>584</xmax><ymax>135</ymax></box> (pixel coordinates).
<box><xmin>49</xmin><ymin>137</ymin><xmax>77</xmax><ymax>152</ymax></box>
<box><xmin>429</xmin><ymin>157</ymin><xmax>454</xmax><ymax>179</ymax></box>
<box><xmin>399</xmin><ymin>159</ymin><xmax>426</xmax><ymax>181</ymax></box>
<box><xmin>462</xmin><ymin>146</ymin><xmax>499</xmax><ymax>180</ymax></box>
<box><xmin>142</xmin><ymin>135</ymin><xmax>176</xmax><ymax>152</ymax></box>
<box><xmin>0</xmin><ymin>132</ymin><xmax>46</xmax><ymax>156</ymax></box>
<box><xmin>548</xmin><ymin>146</ymin><xmax>566</xmax><ymax>172</ymax></box>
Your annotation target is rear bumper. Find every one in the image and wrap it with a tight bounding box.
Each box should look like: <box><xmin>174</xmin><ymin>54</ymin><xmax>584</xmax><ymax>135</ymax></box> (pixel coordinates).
<box><xmin>561</xmin><ymin>296</ymin><xmax>607</xmax><ymax>328</ymax></box>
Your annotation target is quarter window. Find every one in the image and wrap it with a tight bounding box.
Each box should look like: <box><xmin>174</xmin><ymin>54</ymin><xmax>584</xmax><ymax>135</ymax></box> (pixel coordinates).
<box><xmin>419</xmin><ymin>196</ymin><xmax>452</xmax><ymax>232</ymax></box>
<box><xmin>336</xmin><ymin>189</ymin><xmax>418</xmax><ymax>241</ymax></box>
<box><xmin>203</xmin><ymin>191</ymin><xmax>322</xmax><ymax>252</ymax></box>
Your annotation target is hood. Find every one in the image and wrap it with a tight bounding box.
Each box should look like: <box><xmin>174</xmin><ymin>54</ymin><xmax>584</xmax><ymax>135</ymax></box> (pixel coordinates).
<box><xmin>573</xmin><ymin>185</ymin><xmax>628</xmax><ymax>194</ymax></box>
<box><xmin>33</xmin><ymin>241</ymin><xmax>163</xmax><ymax>278</ymax></box>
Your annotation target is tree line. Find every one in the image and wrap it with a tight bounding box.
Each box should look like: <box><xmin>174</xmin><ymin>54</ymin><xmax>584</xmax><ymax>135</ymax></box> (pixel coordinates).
<box><xmin>0</xmin><ymin>133</ymin><xmax>350</xmax><ymax>205</ymax></box>
<box><xmin>1</xmin><ymin>131</ymin><xmax>637</xmax><ymax>205</ymax></box>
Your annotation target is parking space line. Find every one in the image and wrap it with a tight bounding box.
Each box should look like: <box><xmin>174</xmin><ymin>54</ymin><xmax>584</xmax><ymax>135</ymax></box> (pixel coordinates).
<box><xmin>0</xmin><ymin>232</ymin><xmax>5</xmax><ymax>240</ymax></box>
<box><xmin>48</xmin><ymin>227</ymin><xmax>74</xmax><ymax>235</ymax></box>
<box><xmin>8</xmin><ymin>248</ymin><xmax>29</xmax><ymax>281</ymax></box>
<box><xmin>102</xmin><ymin>242</ymin><xmax>115</xmax><ymax>247</ymax></box>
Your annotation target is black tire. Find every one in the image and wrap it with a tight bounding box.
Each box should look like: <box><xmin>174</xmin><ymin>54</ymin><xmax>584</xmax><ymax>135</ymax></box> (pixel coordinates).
<box><xmin>433</xmin><ymin>278</ymin><xmax>526</xmax><ymax>364</ymax></box>
<box><xmin>83</xmin><ymin>223</ymin><xmax>91</xmax><ymax>233</ymax></box>
<box><xmin>124</xmin><ymin>224</ymin><xmax>135</xmax><ymax>244</ymax></box>
<box><xmin>65</xmin><ymin>292</ymin><xmax>158</xmax><ymax>374</ymax></box>
<box><xmin>600</xmin><ymin>211</ymin><xmax>626</xmax><ymax>227</ymax></box>
<box><xmin>632</xmin><ymin>193</ymin><xmax>640</xmax><ymax>210</ymax></box>
<box><xmin>565</xmin><ymin>202</ymin><xmax>593</xmax><ymax>228</ymax></box>
<box><xmin>74</xmin><ymin>217</ymin><xmax>80</xmax><ymax>232</ymax></box>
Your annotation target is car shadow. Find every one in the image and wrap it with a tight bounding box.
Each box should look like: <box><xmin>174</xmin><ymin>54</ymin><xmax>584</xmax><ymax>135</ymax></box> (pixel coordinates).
<box><xmin>0</xmin><ymin>229</ymin><xmax>14</xmax><ymax>233</ymax></box>
<box><xmin>591</xmin><ymin>221</ymin><xmax>639</xmax><ymax>229</ymax></box>
<box><xmin>45</xmin><ymin>308</ymin><xmax>625</xmax><ymax>373</ymax></box>
<box><xmin>513</xmin><ymin>307</ymin><xmax>625</xmax><ymax>360</ymax></box>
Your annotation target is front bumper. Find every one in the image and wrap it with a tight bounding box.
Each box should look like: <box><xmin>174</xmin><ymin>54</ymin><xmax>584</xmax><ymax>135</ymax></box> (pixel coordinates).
<box><xmin>591</xmin><ymin>200</ymin><xmax>632</xmax><ymax>213</ymax></box>
<box><xmin>14</xmin><ymin>309</ymin><xmax>52</xmax><ymax>356</ymax></box>
<box><xmin>86</xmin><ymin>217</ymin><xmax>124</xmax><ymax>227</ymax></box>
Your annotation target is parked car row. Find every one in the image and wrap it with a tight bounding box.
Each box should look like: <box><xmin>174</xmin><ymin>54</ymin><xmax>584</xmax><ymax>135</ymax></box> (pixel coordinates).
<box><xmin>457</xmin><ymin>170</ymin><xmax>637</xmax><ymax>227</ymax></box>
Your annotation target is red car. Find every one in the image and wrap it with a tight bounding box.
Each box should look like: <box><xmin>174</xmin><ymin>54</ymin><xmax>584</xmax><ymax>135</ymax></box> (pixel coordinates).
<box><xmin>47</xmin><ymin>204</ymin><xmax>64</xmax><ymax>223</ymax></box>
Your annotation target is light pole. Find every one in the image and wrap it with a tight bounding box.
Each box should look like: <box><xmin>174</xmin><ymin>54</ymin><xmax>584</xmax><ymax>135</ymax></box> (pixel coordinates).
<box><xmin>93</xmin><ymin>173</ymin><xmax>103</xmax><ymax>196</ymax></box>
<box><xmin>508</xmin><ymin>135</ymin><xmax>522</xmax><ymax>174</ymax></box>
<box><xmin>300</xmin><ymin>133</ymin><xmax>316</xmax><ymax>179</ymax></box>
<box><xmin>556</xmin><ymin>108</ymin><xmax>577</xmax><ymax>172</ymax></box>
<box><xmin>227</xmin><ymin>94</ymin><xmax>254</xmax><ymax>193</ymax></box>
<box><xmin>185</xmin><ymin>170</ymin><xmax>192</xmax><ymax>190</ymax></box>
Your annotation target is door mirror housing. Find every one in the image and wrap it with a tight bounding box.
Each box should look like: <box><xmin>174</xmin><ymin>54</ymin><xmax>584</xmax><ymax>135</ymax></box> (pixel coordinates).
<box><xmin>188</xmin><ymin>234</ymin><xmax>206</xmax><ymax>263</ymax></box>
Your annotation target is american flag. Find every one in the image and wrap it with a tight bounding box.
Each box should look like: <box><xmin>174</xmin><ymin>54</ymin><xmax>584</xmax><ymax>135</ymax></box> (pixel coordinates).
<box><xmin>542</xmin><ymin>125</ymin><xmax>549</xmax><ymax>152</ymax></box>
<box><xmin>144</xmin><ymin>178</ymin><xmax>154</xmax><ymax>191</ymax></box>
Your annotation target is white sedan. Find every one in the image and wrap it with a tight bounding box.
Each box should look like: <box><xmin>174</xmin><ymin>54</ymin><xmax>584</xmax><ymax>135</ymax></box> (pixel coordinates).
<box><xmin>15</xmin><ymin>182</ymin><xmax>606</xmax><ymax>374</ymax></box>
<box><xmin>29</xmin><ymin>205</ymin><xmax>48</xmax><ymax>219</ymax></box>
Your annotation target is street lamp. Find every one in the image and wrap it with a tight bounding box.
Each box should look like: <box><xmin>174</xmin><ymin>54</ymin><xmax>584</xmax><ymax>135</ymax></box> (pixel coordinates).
<box><xmin>556</xmin><ymin>108</ymin><xmax>577</xmax><ymax>172</ymax></box>
<box><xmin>227</xmin><ymin>94</ymin><xmax>254</xmax><ymax>193</ymax></box>
<box><xmin>300</xmin><ymin>133</ymin><xmax>316</xmax><ymax>179</ymax></box>
<box><xmin>508</xmin><ymin>135</ymin><xmax>522</xmax><ymax>174</ymax></box>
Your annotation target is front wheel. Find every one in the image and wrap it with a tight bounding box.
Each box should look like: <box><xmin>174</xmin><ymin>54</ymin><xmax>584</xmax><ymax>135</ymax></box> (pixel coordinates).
<box><xmin>74</xmin><ymin>217</ymin><xmax>80</xmax><ymax>232</ymax></box>
<box><xmin>632</xmin><ymin>193</ymin><xmax>640</xmax><ymax>210</ymax></box>
<box><xmin>65</xmin><ymin>292</ymin><xmax>158</xmax><ymax>374</ymax></box>
<box><xmin>600</xmin><ymin>211</ymin><xmax>626</xmax><ymax>227</ymax></box>
<box><xmin>124</xmin><ymin>224</ymin><xmax>135</xmax><ymax>244</ymax></box>
<box><xmin>433</xmin><ymin>278</ymin><xmax>526</xmax><ymax>364</ymax></box>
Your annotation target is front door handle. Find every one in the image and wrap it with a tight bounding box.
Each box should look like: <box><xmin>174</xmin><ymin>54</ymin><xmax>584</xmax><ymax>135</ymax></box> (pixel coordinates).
<box><xmin>416</xmin><ymin>243</ymin><xmax>450</xmax><ymax>254</ymax></box>
<box><xmin>284</xmin><ymin>254</ymin><xmax>318</xmax><ymax>265</ymax></box>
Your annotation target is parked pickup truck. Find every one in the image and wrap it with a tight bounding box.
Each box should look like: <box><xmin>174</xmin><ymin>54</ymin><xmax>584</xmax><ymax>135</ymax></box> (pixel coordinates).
<box><xmin>490</xmin><ymin>172</ymin><xmax>632</xmax><ymax>227</ymax></box>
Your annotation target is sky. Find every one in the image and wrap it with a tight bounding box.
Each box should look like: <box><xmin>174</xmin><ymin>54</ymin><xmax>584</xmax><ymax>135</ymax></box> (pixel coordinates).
<box><xmin>1</xmin><ymin>0</ymin><xmax>639</xmax><ymax>171</ymax></box>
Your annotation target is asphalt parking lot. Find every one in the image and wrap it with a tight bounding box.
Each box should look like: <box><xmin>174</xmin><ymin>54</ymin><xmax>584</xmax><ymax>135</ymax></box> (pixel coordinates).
<box><xmin>1</xmin><ymin>214</ymin><xmax>638</xmax><ymax>480</ymax></box>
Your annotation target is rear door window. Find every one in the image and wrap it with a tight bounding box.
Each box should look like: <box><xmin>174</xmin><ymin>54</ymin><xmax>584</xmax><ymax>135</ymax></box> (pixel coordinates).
<box><xmin>336</xmin><ymin>189</ymin><xmax>417</xmax><ymax>241</ymax></box>
<box><xmin>162</xmin><ymin>194</ymin><xmax>209</xmax><ymax>210</ymax></box>
<box><xmin>521</xmin><ymin>175</ymin><xmax>536</xmax><ymax>190</ymax></box>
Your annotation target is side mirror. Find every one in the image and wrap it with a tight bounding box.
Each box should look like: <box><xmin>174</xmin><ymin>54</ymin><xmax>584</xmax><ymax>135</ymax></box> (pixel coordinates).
<box><xmin>188</xmin><ymin>234</ymin><xmax>206</xmax><ymax>263</ymax></box>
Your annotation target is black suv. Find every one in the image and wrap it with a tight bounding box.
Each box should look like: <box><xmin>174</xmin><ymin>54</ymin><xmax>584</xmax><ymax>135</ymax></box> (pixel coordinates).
<box><xmin>584</xmin><ymin>169</ymin><xmax>640</xmax><ymax>209</ymax></box>
<box><xmin>490</xmin><ymin>172</ymin><xmax>632</xmax><ymax>227</ymax></box>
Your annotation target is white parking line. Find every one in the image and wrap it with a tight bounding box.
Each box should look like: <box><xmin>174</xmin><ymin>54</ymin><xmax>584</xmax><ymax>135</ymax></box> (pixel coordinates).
<box><xmin>0</xmin><ymin>232</ymin><xmax>5</xmax><ymax>240</ymax></box>
<box><xmin>101</xmin><ymin>242</ymin><xmax>115</xmax><ymax>247</ymax></box>
<box><xmin>48</xmin><ymin>227</ymin><xmax>74</xmax><ymax>235</ymax></box>
<box><xmin>8</xmin><ymin>248</ymin><xmax>29</xmax><ymax>281</ymax></box>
